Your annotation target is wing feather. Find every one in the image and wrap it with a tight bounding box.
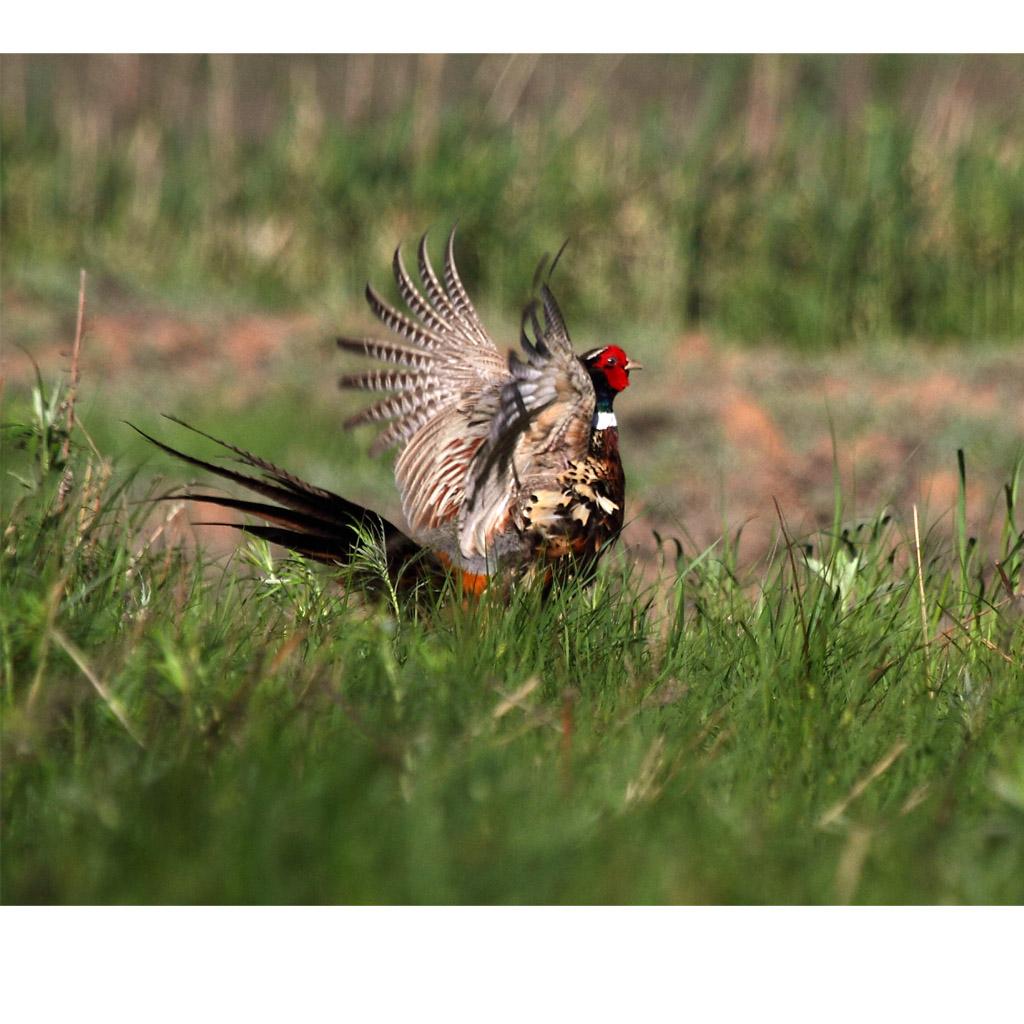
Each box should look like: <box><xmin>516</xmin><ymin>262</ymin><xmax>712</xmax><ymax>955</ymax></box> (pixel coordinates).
<box><xmin>340</xmin><ymin>228</ymin><xmax>595</xmax><ymax>565</ymax></box>
<box><xmin>340</xmin><ymin>226</ymin><xmax>506</xmax><ymax>540</ymax></box>
<box><xmin>442</xmin><ymin>228</ymin><xmax>493</xmax><ymax>347</ymax></box>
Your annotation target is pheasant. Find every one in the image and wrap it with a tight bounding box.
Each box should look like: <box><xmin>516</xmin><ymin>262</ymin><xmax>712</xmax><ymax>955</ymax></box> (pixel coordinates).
<box><xmin>138</xmin><ymin>227</ymin><xmax>640</xmax><ymax>596</ymax></box>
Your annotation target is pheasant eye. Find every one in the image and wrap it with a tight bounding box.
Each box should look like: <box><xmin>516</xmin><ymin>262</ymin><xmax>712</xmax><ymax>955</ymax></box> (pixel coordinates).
<box><xmin>606</xmin><ymin>357</ymin><xmax>618</xmax><ymax>367</ymax></box>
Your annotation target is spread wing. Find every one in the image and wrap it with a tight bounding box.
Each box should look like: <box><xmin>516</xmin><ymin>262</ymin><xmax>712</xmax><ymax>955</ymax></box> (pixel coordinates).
<box><xmin>338</xmin><ymin>227</ymin><xmax>508</xmax><ymax>541</ymax></box>
<box><xmin>459</xmin><ymin>284</ymin><xmax>595</xmax><ymax>560</ymax></box>
<box><xmin>340</xmin><ymin>228</ymin><xmax>595</xmax><ymax>566</ymax></box>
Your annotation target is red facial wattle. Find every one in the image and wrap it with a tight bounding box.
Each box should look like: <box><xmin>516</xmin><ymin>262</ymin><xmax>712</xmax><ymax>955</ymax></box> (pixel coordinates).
<box><xmin>592</xmin><ymin>345</ymin><xmax>634</xmax><ymax>393</ymax></box>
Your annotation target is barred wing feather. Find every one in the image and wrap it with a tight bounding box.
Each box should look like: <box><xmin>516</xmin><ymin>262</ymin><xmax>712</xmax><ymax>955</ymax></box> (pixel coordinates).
<box><xmin>338</xmin><ymin>228</ymin><xmax>506</xmax><ymax>541</ymax></box>
<box><xmin>340</xmin><ymin>229</ymin><xmax>596</xmax><ymax>567</ymax></box>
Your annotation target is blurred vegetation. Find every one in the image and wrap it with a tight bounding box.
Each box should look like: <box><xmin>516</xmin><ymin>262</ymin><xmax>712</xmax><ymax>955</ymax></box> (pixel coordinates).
<box><xmin>3</xmin><ymin>54</ymin><xmax>1023</xmax><ymax>348</ymax></box>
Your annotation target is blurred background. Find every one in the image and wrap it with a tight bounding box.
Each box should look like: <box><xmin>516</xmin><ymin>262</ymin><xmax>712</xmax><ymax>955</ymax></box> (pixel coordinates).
<box><xmin>2</xmin><ymin>54</ymin><xmax>1023</xmax><ymax>563</ymax></box>
<box><xmin>4</xmin><ymin>54</ymin><xmax>1024</xmax><ymax>340</ymax></box>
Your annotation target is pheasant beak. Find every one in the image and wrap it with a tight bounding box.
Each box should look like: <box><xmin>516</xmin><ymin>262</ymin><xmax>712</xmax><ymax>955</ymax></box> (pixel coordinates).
<box><xmin>625</xmin><ymin>358</ymin><xmax>643</xmax><ymax>373</ymax></box>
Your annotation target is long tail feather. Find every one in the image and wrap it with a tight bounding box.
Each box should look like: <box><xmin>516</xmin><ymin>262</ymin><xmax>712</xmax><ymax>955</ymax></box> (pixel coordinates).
<box><xmin>131</xmin><ymin>418</ymin><xmax>425</xmax><ymax>580</ymax></box>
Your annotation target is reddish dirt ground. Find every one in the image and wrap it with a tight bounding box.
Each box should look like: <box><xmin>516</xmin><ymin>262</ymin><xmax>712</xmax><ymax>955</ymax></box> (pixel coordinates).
<box><xmin>627</xmin><ymin>330</ymin><xmax>1023</xmax><ymax>570</ymax></box>
<box><xmin>4</xmin><ymin>295</ymin><xmax>1023</xmax><ymax>574</ymax></box>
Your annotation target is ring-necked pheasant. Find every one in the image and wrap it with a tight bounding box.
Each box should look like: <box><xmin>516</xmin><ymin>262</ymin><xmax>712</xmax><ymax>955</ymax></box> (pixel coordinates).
<box><xmin>137</xmin><ymin>227</ymin><xmax>640</xmax><ymax>595</ymax></box>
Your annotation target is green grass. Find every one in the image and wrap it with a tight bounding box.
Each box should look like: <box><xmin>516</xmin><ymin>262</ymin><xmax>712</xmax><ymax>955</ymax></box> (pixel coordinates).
<box><xmin>3</xmin><ymin>54</ymin><xmax>1023</xmax><ymax>348</ymax></box>
<box><xmin>3</xmin><ymin>374</ymin><xmax>1022</xmax><ymax>904</ymax></box>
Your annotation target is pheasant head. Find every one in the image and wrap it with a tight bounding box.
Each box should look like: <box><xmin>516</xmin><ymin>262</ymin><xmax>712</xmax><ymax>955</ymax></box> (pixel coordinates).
<box><xmin>582</xmin><ymin>345</ymin><xmax>641</xmax><ymax>426</ymax></box>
